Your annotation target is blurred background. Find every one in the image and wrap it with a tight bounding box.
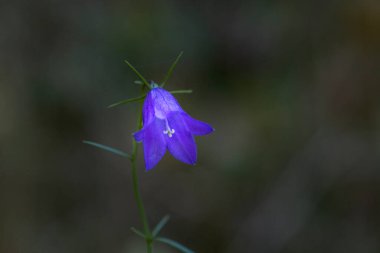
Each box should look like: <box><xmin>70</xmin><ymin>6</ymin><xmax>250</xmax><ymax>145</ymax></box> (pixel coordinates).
<box><xmin>1</xmin><ymin>0</ymin><xmax>380</xmax><ymax>252</ymax></box>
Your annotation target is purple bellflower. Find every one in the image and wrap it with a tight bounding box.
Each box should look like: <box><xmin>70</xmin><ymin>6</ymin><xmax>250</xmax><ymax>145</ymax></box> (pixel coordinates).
<box><xmin>133</xmin><ymin>85</ymin><xmax>214</xmax><ymax>170</ymax></box>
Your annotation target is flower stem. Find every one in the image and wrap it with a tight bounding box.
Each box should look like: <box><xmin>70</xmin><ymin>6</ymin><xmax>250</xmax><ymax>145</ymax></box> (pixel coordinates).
<box><xmin>131</xmin><ymin>156</ymin><xmax>153</xmax><ymax>252</ymax></box>
<box><xmin>130</xmin><ymin>101</ymin><xmax>153</xmax><ymax>253</ymax></box>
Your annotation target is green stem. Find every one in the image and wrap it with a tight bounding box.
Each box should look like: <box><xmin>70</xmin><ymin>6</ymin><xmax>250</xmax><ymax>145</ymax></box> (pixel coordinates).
<box><xmin>130</xmin><ymin>101</ymin><xmax>153</xmax><ymax>253</ymax></box>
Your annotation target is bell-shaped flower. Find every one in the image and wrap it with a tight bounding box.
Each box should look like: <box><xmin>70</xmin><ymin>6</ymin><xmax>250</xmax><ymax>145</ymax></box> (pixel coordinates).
<box><xmin>133</xmin><ymin>87</ymin><xmax>214</xmax><ymax>170</ymax></box>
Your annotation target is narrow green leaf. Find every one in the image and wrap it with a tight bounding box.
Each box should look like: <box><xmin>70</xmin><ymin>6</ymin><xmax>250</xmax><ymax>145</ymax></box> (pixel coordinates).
<box><xmin>134</xmin><ymin>80</ymin><xmax>143</xmax><ymax>85</ymax></box>
<box><xmin>152</xmin><ymin>215</ymin><xmax>170</xmax><ymax>237</ymax></box>
<box><xmin>156</xmin><ymin>237</ymin><xmax>195</xmax><ymax>253</ymax></box>
<box><xmin>83</xmin><ymin>140</ymin><xmax>130</xmax><ymax>159</ymax></box>
<box><xmin>130</xmin><ymin>227</ymin><xmax>146</xmax><ymax>238</ymax></box>
<box><xmin>169</xmin><ymin>89</ymin><xmax>193</xmax><ymax>95</ymax></box>
<box><xmin>124</xmin><ymin>59</ymin><xmax>150</xmax><ymax>89</ymax></box>
<box><xmin>107</xmin><ymin>90</ymin><xmax>190</xmax><ymax>109</ymax></box>
<box><xmin>161</xmin><ymin>51</ymin><xmax>183</xmax><ymax>87</ymax></box>
<box><xmin>108</xmin><ymin>94</ymin><xmax>146</xmax><ymax>108</ymax></box>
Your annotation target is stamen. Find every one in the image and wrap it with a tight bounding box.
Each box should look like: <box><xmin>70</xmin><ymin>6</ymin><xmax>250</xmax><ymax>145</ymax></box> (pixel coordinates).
<box><xmin>163</xmin><ymin>128</ymin><xmax>175</xmax><ymax>137</ymax></box>
<box><xmin>163</xmin><ymin>120</ymin><xmax>175</xmax><ymax>138</ymax></box>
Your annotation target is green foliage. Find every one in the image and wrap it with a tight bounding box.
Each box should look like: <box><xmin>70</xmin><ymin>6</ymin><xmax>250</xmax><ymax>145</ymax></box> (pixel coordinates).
<box><xmin>156</xmin><ymin>237</ymin><xmax>195</xmax><ymax>253</ymax></box>
<box><xmin>82</xmin><ymin>140</ymin><xmax>130</xmax><ymax>159</ymax></box>
<box><xmin>169</xmin><ymin>89</ymin><xmax>193</xmax><ymax>95</ymax></box>
<box><xmin>107</xmin><ymin>90</ymin><xmax>192</xmax><ymax>108</ymax></box>
<box><xmin>161</xmin><ymin>51</ymin><xmax>183</xmax><ymax>86</ymax></box>
<box><xmin>124</xmin><ymin>59</ymin><xmax>151</xmax><ymax>89</ymax></box>
<box><xmin>108</xmin><ymin>95</ymin><xmax>146</xmax><ymax>108</ymax></box>
<box><xmin>152</xmin><ymin>215</ymin><xmax>170</xmax><ymax>237</ymax></box>
<box><xmin>131</xmin><ymin>227</ymin><xmax>146</xmax><ymax>238</ymax></box>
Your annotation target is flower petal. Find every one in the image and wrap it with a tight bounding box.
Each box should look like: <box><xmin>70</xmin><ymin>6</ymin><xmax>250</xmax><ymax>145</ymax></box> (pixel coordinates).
<box><xmin>166</xmin><ymin>112</ymin><xmax>197</xmax><ymax>165</ymax></box>
<box><xmin>141</xmin><ymin>118</ymin><xmax>167</xmax><ymax>170</ymax></box>
<box><xmin>133</xmin><ymin>128</ymin><xmax>144</xmax><ymax>142</ymax></box>
<box><xmin>151</xmin><ymin>88</ymin><xmax>183</xmax><ymax>119</ymax></box>
<box><xmin>142</xmin><ymin>91</ymin><xmax>155</xmax><ymax>126</ymax></box>
<box><xmin>182</xmin><ymin>113</ymin><xmax>214</xmax><ymax>135</ymax></box>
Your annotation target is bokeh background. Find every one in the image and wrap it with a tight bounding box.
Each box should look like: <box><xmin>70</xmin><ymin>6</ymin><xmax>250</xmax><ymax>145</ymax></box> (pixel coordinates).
<box><xmin>1</xmin><ymin>0</ymin><xmax>380</xmax><ymax>252</ymax></box>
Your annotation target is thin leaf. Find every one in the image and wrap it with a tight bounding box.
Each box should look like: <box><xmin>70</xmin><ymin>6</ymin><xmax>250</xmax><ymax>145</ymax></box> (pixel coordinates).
<box><xmin>130</xmin><ymin>227</ymin><xmax>146</xmax><ymax>238</ymax></box>
<box><xmin>108</xmin><ymin>90</ymin><xmax>191</xmax><ymax>109</ymax></box>
<box><xmin>134</xmin><ymin>80</ymin><xmax>143</xmax><ymax>85</ymax></box>
<box><xmin>83</xmin><ymin>140</ymin><xmax>130</xmax><ymax>159</ymax></box>
<box><xmin>169</xmin><ymin>89</ymin><xmax>193</xmax><ymax>95</ymax></box>
<box><xmin>152</xmin><ymin>215</ymin><xmax>170</xmax><ymax>237</ymax></box>
<box><xmin>124</xmin><ymin>59</ymin><xmax>150</xmax><ymax>89</ymax></box>
<box><xmin>108</xmin><ymin>94</ymin><xmax>146</xmax><ymax>108</ymax></box>
<box><xmin>161</xmin><ymin>51</ymin><xmax>183</xmax><ymax>87</ymax></box>
<box><xmin>156</xmin><ymin>237</ymin><xmax>195</xmax><ymax>253</ymax></box>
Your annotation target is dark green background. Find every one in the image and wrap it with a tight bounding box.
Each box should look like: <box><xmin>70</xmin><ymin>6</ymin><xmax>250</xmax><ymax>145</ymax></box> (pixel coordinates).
<box><xmin>1</xmin><ymin>0</ymin><xmax>379</xmax><ymax>252</ymax></box>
